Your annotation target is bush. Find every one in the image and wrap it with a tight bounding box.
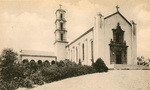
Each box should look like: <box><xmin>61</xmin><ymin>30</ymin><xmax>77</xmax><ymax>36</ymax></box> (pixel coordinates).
<box><xmin>37</xmin><ymin>60</ymin><xmax>43</xmax><ymax>66</ymax></box>
<box><xmin>29</xmin><ymin>71</ymin><xmax>44</xmax><ymax>85</ymax></box>
<box><xmin>22</xmin><ymin>78</ymin><xmax>33</xmax><ymax>88</ymax></box>
<box><xmin>43</xmin><ymin>60</ymin><xmax>50</xmax><ymax>67</ymax></box>
<box><xmin>1</xmin><ymin>64</ymin><xmax>25</xmax><ymax>81</ymax></box>
<box><xmin>0</xmin><ymin>53</ymin><xmax>98</xmax><ymax>90</ymax></box>
<box><xmin>23</xmin><ymin>59</ymin><xmax>29</xmax><ymax>64</ymax></box>
<box><xmin>41</xmin><ymin>64</ymin><xmax>60</xmax><ymax>83</ymax></box>
<box><xmin>63</xmin><ymin>59</ymin><xmax>77</xmax><ymax>67</ymax></box>
<box><xmin>29</xmin><ymin>60</ymin><xmax>38</xmax><ymax>71</ymax></box>
<box><xmin>41</xmin><ymin>61</ymin><xmax>96</xmax><ymax>83</ymax></box>
<box><xmin>0</xmin><ymin>77</ymin><xmax>26</xmax><ymax>90</ymax></box>
<box><xmin>51</xmin><ymin>60</ymin><xmax>56</xmax><ymax>65</ymax></box>
<box><xmin>0</xmin><ymin>80</ymin><xmax>17</xmax><ymax>90</ymax></box>
<box><xmin>56</xmin><ymin>60</ymin><xmax>65</xmax><ymax>67</ymax></box>
<box><xmin>1</xmin><ymin>48</ymin><xmax>18</xmax><ymax>67</ymax></box>
<box><xmin>93</xmin><ymin>58</ymin><xmax>108</xmax><ymax>72</ymax></box>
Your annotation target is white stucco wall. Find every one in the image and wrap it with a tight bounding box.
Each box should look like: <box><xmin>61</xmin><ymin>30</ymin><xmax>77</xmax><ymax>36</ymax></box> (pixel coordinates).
<box><xmin>55</xmin><ymin>42</ymin><xmax>68</xmax><ymax>61</ymax></box>
<box><xmin>104</xmin><ymin>13</ymin><xmax>133</xmax><ymax>67</ymax></box>
<box><xmin>66</xmin><ymin>29</ymin><xmax>93</xmax><ymax>65</ymax></box>
<box><xmin>131</xmin><ymin>21</ymin><xmax>137</xmax><ymax>65</ymax></box>
<box><xmin>93</xmin><ymin>13</ymin><xmax>105</xmax><ymax>62</ymax></box>
<box><xmin>65</xmin><ymin>12</ymin><xmax>137</xmax><ymax>68</ymax></box>
<box><xmin>21</xmin><ymin>55</ymin><xmax>56</xmax><ymax>63</ymax></box>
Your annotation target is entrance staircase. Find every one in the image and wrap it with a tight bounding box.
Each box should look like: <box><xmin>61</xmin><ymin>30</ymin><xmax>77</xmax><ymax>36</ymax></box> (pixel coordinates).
<box><xmin>114</xmin><ymin>64</ymin><xmax>150</xmax><ymax>70</ymax></box>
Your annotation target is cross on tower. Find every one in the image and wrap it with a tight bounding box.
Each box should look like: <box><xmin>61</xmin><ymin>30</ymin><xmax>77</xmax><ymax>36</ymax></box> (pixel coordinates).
<box><xmin>116</xmin><ymin>5</ymin><xmax>119</xmax><ymax>11</ymax></box>
<box><xmin>59</xmin><ymin>4</ymin><xmax>62</xmax><ymax>9</ymax></box>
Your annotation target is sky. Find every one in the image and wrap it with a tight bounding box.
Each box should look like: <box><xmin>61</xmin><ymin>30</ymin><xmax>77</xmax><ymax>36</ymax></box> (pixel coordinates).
<box><xmin>0</xmin><ymin>0</ymin><xmax>150</xmax><ymax>58</ymax></box>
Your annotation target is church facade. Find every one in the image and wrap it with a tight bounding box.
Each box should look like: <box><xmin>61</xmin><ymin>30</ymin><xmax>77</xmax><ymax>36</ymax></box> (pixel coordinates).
<box><xmin>20</xmin><ymin>6</ymin><xmax>137</xmax><ymax>68</ymax></box>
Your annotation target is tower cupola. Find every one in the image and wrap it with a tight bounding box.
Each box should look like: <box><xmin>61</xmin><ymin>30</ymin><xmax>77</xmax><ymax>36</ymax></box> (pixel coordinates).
<box><xmin>54</xmin><ymin>4</ymin><xmax>68</xmax><ymax>43</ymax></box>
<box><xmin>54</xmin><ymin>5</ymin><xmax>68</xmax><ymax>61</ymax></box>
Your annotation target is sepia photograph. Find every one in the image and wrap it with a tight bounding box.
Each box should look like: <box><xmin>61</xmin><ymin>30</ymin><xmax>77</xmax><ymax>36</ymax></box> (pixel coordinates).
<box><xmin>0</xmin><ymin>0</ymin><xmax>150</xmax><ymax>90</ymax></box>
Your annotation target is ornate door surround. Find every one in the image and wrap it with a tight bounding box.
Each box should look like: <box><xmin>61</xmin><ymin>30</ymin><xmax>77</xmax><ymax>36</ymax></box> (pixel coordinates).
<box><xmin>109</xmin><ymin>23</ymin><xmax>128</xmax><ymax>64</ymax></box>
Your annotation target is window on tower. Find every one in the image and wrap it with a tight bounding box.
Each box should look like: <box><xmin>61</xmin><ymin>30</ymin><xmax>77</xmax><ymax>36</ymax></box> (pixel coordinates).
<box><xmin>60</xmin><ymin>13</ymin><xmax>63</xmax><ymax>19</ymax></box>
<box><xmin>61</xmin><ymin>33</ymin><xmax>63</xmax><ymax>41</ymax></box>
<box><xmin>60</xmin><ymin>23</ymin><xmax>63</xmax><ymax>29</ymax></box>
<box><xmin>116</xmin><ymin>32</ymin><xmax>121</xmax><ymax>43</ymax></box>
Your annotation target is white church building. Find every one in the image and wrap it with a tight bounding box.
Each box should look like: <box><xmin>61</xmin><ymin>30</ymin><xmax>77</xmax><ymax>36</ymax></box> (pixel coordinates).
<box><xmin>20</xmin><ymin>6</ymin><xmax>137</xmax><ymax>68</ymax></box>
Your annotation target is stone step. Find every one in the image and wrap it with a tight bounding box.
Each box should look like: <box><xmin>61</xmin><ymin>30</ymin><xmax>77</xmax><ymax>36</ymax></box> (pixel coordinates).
<box><xmin>114</xmin><ymin>64</ymin><xmax>150</xmax><ymax>70</ymax></box>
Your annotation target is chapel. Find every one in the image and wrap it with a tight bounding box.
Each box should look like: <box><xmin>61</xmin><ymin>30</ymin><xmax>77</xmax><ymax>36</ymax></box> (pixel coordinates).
<box><xmin>20</xmin><ymin>5</ymin><xmax>137</xmax><ymax>68</ymax></box>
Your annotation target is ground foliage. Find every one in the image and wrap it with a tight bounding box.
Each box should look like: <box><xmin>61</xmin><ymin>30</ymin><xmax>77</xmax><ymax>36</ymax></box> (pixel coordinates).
<box><xmin>0</xmin><ymin>49</ymin><xmax>108</xmax><ymax>90</ymax></box>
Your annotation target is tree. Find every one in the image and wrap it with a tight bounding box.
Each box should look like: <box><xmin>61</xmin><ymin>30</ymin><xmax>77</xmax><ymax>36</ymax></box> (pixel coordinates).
<box><xmin>92</xmin><ymin>58</ymin><xmax>108</xmax><ymax>72</ymax></box>
<box><xmin>1</xmin><ymin>48</ymin><xmax>18</xmax><ymax>67</ymax></box>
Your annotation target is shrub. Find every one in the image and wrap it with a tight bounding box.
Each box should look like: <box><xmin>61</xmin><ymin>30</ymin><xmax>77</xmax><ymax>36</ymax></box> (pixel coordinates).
<box><xmin>29</xmin><ymin>60</ymin><xmax>38</xmax><ymax>70</ymax></box>
<box><xmin>63</xmin><ymin>59</ymin><xmax>77</xmax><ymax>67</ymax></box>
<box><xmin>93</xmin><ymin>58</ymin><xmax>108</xmax><ymax>72</ymax></box>
<box><xmin>0</xmin><ymin>56</ymin><xmax>97</xmax><ymax>90</ymax></box>
<box><xmin>56</xmin><ymin>60</ymin><xmax>65</xmax><ymax>67</ymax></box>
<box><xmin>29</xmin><ymin>71</ymin><xmax>44</xmax><ymax>85</ymax></box>
<box><xmin>1</xmin><ymin>64</ymin><xmax>25</xmax><ymax>81</ymax></box>
<box><xmin>43</xmin><ymin>60</ymin><xmax>50</xmax><ymax>67</ymax></box>
<box><xmin>22</xmin><ymin>78</ymin><xmax>33</xmax><ymax>88</ymax></box>
<box><xmin>1</xmin><ymin>48</ymin><xmax>18</xmax><ymax>67</ymax></box>
<box><xmin>37</xmin><ymin>60</ymin><xmax>43</xmax><ymax>66</ymax></box>
<box><xmin>79</xmin><ymin>59</ymin><xmax>82</xmax><ymax>65</ymax></box>
<box><xmin>23</xmin><ymin>59</ymin><xmax>29</xmax><ymax>64</ymax></box>
<box><xmin>51</xmin><ymin>60</ymin><xmax>56</xmax><ymax>65</ymax></box>
<box><xmin>0</xmin><ymin>77</ymin><xmax>26</xmax><ymax>90</ymax></box>
<box><xmin>0</xmin><ymin>80</ymin><xmax>16</xmax><ymax>90</ymax></box>
<box><xmin>41</xmin><ymin>60</ymin><xmax>96</xmax><ymax>83</ymax></box>
<box><xmin>41</xmin><ymin>64</ymin><xmax>60</xmax><ymax>83</ymax></box>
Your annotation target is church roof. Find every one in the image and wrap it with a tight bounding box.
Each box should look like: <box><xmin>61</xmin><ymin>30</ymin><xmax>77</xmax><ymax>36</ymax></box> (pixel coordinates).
<box><xmin>66</xmin><ymin>27</ymin><xmax>93</xmax><ymax>47</ymax></box>
<box><xmin>66</xmin><ymin>11</ymin><xmax>131</xmax><ymax>47</ymax></box>
<box><xmin>20</xmin><ymin>50</ymin><xmax>55</xmax><ymax>57</ymax></box>
<box><xmin>55</xmin><ymin>8</ymin><xmax>66</xmax><ymax>14</ymax></box>
<box><xmin>104</xmin><ymin>11</ymin><xmax>132</xmax><ymax>26</ymax></box>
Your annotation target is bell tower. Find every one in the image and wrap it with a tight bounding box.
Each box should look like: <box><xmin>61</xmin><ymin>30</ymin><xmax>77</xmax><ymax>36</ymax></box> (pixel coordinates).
<box><xmin>54</xmin><ymin>5</ymin><xmax>68</xmax><ymax>61</ymax></box>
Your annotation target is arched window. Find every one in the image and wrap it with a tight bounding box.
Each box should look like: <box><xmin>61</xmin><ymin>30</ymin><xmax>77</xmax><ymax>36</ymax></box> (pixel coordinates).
<box><xmin>60</xmin><ymin>13</ymin><xmax>63</xmax><ymax>19</ymax></box>
<box><xmin>23</xmin><ymin>59</ymin><xmax>29</xmax><ymax>64</ymax></box>
<box><xmin>30</xmin><ymin>59</ymin><xmax>36</xmax><ymax>66</ymax></box>
<box><xmin>91</xmin><ymin>41</ymin><xmax>94</xmax><ymax>60</ymax></box>
<box><xmin>61</xmin><ymin>33</ymin><xmax>63</xmax><ymax>41</ymax></box>
<box><xmin>116</xmin><ymin>32</ymin><xmax>121</xmax><ymax>43</ymax></box>
<box><xmin>37</xmin><ymin>60</ymin><xmax>42</xmax><ymax>65</ymax></box>
<box><xmin>82</xmin><ymin>43</ymin><xmax>84</xmax><ymax>60</ymax></box>
<box><xmin>71</xmin><ymin>50</ymin><xmax>72</xmax><ymax>61</ymax></box>
<box><xmin>30</xmin><ymin>59</ymin><xmax>35</xmax><ymax>63</ymax></box>
<box><xmin>60</xmin><ymin>23</ymin><xmax>63</xmax><ymax>29</ymax></box>
<box><xmin>44</xmin><ymin>60</ymin><xmax>50</xmax><ymax>67</ymax></box>
<box><xmin>51</xmin><ymin>60</ymin><xmax>55</xmax><ymax>65</ymax></box>
<box><xmin>76</xmin><ymin>47</ymin><xmax>78</xmax><ymax>62</ymax></box>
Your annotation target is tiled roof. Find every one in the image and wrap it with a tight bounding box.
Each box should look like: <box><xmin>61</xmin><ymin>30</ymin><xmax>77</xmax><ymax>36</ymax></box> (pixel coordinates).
<box><xmin>20</xmin><ymin>50</ymin><xmax>55</xmax><ymax>57</ymax></box>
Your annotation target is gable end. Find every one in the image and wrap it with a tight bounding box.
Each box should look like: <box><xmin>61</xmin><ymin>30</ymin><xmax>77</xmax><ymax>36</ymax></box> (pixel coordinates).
<box><xmin>104</xmin><ymin>11</ymin><xmax>132</xmax><ymax>26</ymax></box>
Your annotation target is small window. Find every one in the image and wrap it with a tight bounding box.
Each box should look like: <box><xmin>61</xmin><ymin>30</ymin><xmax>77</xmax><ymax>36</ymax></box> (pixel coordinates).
<box><xmin>71</xmin><ymin>50</ymin><xmax>72</xmax><ymax>61</ymax></box>
<box><xmin>60</xmin><ymin>13</ymin><xmax>63</xmax><ymax>19</ymax></box>
<box><xmin>60</xmin><ymin>23</ymin><xmax>63</xmax><ymax>29</ymax></box>
<box><xmin>116</xmin><ymin>32</ymin><xmax>121</xmax><ymax>43</ymax></box>
<box><xmin>61</xmin><ymin>34</ymin><xmax>63</xmax><ymax>41</ymax></box>
<box><xmin>82</xmin><ymin>43</ymin><xmax>84</xmax><ymax>60</ymax></box>
<box><xmin>76</xmin><ymin>47</ymin><xmax>78</xmax><ymax>62</ymax></box>
<box><xmin>91</xmin><ymin>41</ymin><xmax>93</xmax><ymax>60</ymax></box>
